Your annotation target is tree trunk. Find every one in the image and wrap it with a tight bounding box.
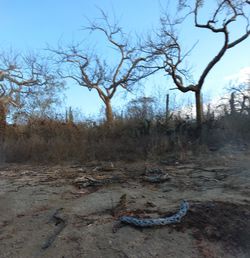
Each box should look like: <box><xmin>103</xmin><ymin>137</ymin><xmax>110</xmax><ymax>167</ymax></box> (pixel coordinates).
<box><xmin>229</xmin><ymin>92</ymin><xmax>236</xmax><ymax>115</ymax></box>
<box><xmin>195</xmin><ymin>90</ymin><xmax>203</xmax><ymax>129</ymax></box>
<box><xmin>166</xmin><ymin>93</ymin><xmax>170</xmax><ymax>120</ymax></box>
<box><xmin>0</xmin><ymin>100</ymin><xmax>7</xmax><ymax>162</ymax></box>
<box><xmin>0</xmin><ymin>100</ymin><xmax>7</xmax><ymax>140</ymax></box>
<box><xmin>104</xmin><ymin>98</ymin><xmax>113</xmax><ymax>125</ymax></box>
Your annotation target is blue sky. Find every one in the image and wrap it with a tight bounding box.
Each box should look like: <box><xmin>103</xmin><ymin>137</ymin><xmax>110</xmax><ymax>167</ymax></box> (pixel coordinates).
<box><xmin>1</xmin><ymin>0</ymin><xmax>250</xmax><ymax>117</ymax></box>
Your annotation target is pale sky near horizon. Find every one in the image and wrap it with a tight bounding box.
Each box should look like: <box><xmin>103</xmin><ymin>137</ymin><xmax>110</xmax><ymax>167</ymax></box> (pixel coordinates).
<box><xmin>1</xmin><ymin>0</ymin><xmax>250</xmax><ymax>118</ymax></box>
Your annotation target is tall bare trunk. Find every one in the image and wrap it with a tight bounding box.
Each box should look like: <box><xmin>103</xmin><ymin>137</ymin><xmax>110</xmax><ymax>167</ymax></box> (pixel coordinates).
<box><xmin>195</xmin><ymin>90</ymin><xmax>203</xmax><ymax>129</ymax></box>
<box><xmin>166</xmin><ymin>93</ymin><xmax>170</xmax><ymax>119</ymax></box>
<box><xmin>0</xmin><ymin>101</ymin><xmax>6</xmax><ymax>140</ymax></box>
<box><xmin>105</xmin><ymin>98</ymin><xmax>113</xmax><ymax>125</ymax></box>
<box><xmin>0</xmin><ymin>100</ymin><xmax>7</xmax><ymax>162</ymax></box>
<box><xmin>229</xmin><ymin>92</ymin><xmax>236</xmax><ymax>115</ymax></box>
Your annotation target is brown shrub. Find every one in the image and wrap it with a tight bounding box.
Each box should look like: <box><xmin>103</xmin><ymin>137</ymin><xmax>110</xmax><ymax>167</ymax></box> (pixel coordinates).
<box><xmin>2</xmin><ymin>113</ymin><xmax>250</xmax><ymax>163</ymax></box>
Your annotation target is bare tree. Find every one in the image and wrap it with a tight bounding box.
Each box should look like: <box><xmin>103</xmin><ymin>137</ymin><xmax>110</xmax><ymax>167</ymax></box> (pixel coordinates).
<box><xmin>126</xmin><ymin>96</ymin><xmax>156</xmax><ymax>121</ymax></box>
<box><xmin>227</xmin><ymin>77</ymin><xmax>250</xmax><ymax>115</ymax></box>
<box><xmin>146</xmin><ymin>0</ymin><xmax>250</xmax><ymax>128</ymax></box>
<box><xmin>52</xmin><ymin>12</ymin><xmax>155</xmax><ymax>125</ymax></box>
<box><xmin>0</xmin><ymin>51</ymin><xmax>63</xmax><ymax>142</ymax></box>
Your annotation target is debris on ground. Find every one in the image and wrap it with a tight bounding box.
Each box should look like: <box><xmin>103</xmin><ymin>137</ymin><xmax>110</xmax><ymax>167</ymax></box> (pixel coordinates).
<box><xmin>142</xmin><ymin>167</ymin><xmax>171</xmax><ymax>183</ymax></box>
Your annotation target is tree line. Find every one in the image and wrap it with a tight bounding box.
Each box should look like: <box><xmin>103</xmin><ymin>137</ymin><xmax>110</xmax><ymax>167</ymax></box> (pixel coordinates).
<box><xmin>1</xmin><ymin>0</ymin><xmax>249</xmax><ymax>134</ymax></box>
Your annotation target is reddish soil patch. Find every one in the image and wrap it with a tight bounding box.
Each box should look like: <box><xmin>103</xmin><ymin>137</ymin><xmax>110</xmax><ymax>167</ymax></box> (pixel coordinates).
<box><xmin>175</xmin><ymin>201</ymin><xmax>250</xmax><ymax>254</ymax></box>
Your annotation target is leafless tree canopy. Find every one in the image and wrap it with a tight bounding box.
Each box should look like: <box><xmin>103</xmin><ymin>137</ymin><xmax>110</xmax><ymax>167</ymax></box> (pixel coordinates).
<box><xmin>145</xmin><ymin>0</ymin><xmax>250</xmax><ymax>127</ymax></box>
<box><xmin>227</xmin><ymin>78</ymin><xmax>250</xmax><ymax>115</ymax></box>
<box><xmin>52</xmin><ymin>11</ymin><xmax>156</xmax><ymax>124</ymax></box>
<box><xmin>0</xmin><ymin>51</ymin><xmax>63</xmax><ymax>116</ymax></box>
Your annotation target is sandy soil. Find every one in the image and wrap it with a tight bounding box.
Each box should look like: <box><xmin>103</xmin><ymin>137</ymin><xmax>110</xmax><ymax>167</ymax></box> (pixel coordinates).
<box><xmin>0</xmin><ymin>148</ymin><xmax>250</xmax><ymax>258</ymax></box>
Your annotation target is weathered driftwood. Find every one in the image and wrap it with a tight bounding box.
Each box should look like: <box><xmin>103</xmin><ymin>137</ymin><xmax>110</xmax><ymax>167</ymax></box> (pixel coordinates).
<box><xmin>119</xmin><ymin>200</ymin><xmax>189</xmax><ymax>227</ymax></box>
<box><xmin>142</xmin><ymin>168</ymin><xmax>170</xmax><ymax>183</ymax></box>
<box><xmin>74</xmin><ymin>175</ymin><xmax>123</xmax><ymax>188</ymax></box>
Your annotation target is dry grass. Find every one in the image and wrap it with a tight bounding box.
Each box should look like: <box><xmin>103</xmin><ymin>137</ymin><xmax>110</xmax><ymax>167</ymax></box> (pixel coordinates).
<box><xmin>2</xmin><ymin>113</ymin><xmax>250</xmax><ymax>163</ymax></box>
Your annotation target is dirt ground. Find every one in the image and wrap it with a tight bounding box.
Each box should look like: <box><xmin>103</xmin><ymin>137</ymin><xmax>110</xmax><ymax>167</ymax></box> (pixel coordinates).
<box><xmin>0</xmin><ymin>147</ymin><xmax>250</xmax><ymax>258</ymax></box>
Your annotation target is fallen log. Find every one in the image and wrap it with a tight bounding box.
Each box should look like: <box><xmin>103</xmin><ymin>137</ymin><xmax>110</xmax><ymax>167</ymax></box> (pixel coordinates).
<box><xmin>41</xmin><ymin>208</ymin><xmax>67</xmax><ymax>250</ymax></box>
<box><xmin>119</xmin><ymin>200</ymin><xmax>189</xmax><ymax>227</ymax></box>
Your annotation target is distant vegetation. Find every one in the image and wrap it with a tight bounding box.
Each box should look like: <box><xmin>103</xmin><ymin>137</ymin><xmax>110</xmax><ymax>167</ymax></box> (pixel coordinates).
<box><xmin>0</xmin><ymin>0</ymin><xmax>250</xmax><ymax>163</ymax></box>
<box><xmin>3</xmin><ymin>82</ymin><xmax>250</xmax><ymax>163</ymax></box>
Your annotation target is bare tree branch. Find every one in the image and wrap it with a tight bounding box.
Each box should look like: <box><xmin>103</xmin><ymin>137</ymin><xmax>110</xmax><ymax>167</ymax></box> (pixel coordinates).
<box><xmin>51</xmin><ymin>11</ymin><xmax>156</xmax><ymax>124</ymax></box>
<box><xmin>146</xmin><ymin>0</ymin><xmax>250</xmax><ymax>127</ymax></box>
<box><xmin>0</xmin><ymin>51</ymin><xmax>64</xmax><ymax>122</ymax></box>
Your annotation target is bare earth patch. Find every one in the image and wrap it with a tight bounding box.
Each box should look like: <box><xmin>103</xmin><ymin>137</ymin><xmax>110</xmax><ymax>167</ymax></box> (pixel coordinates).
<box><xmin>0</xmin><ymin>149</ymin><xmax>250</xmax><ymax>258</ymax></box>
